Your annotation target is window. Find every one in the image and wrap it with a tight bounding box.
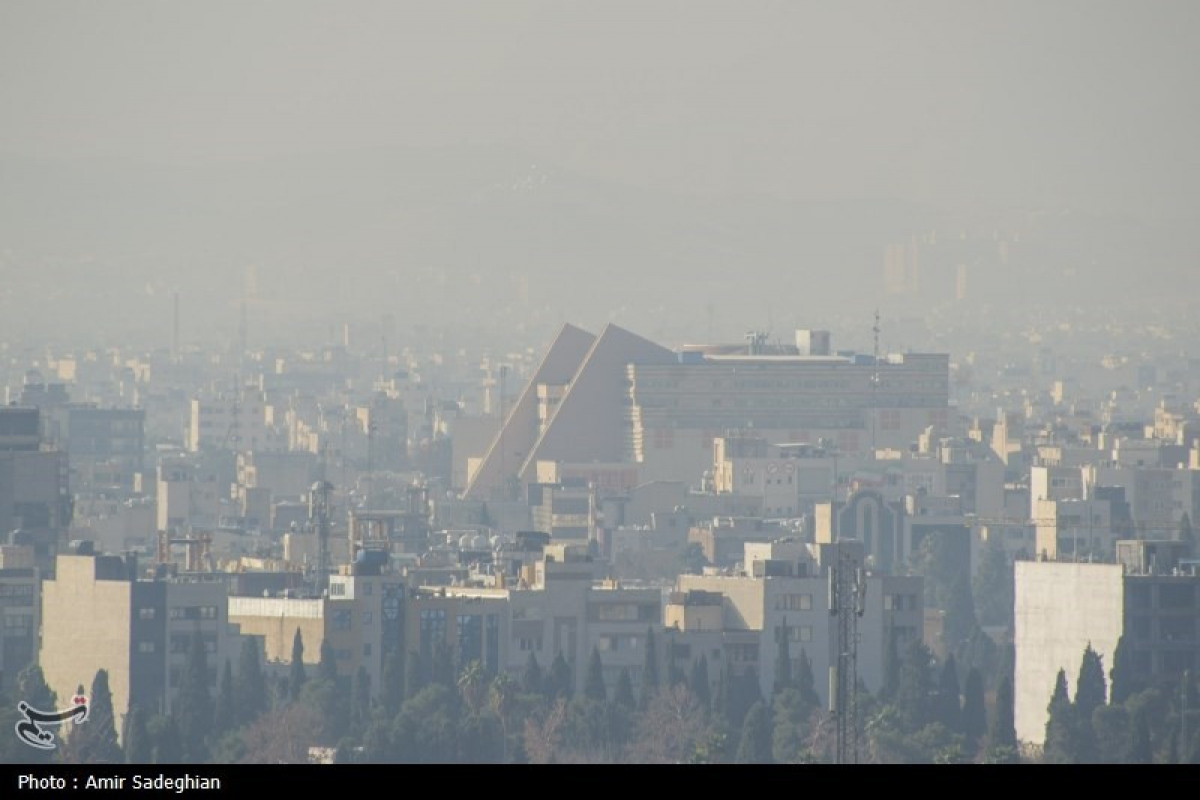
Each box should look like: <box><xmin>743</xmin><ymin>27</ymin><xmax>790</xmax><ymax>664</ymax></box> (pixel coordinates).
<box><xmin>419</xmin><ymin>608</ymin><xmax>447</xmax><ymax>660</ymax></box>
<box><xmin>138</xmin><ymin>641</ymin><xmax>156</xmax><ymax>654</ymax></box>
<box><xmin>362</xmin><ymin>611</ymin><xmax>373</xmax><ymax>625</ymax></box>
<box><xmin>364</xmin><ymin>584</ymin><xmax>373</xmax><ymax>596</ymax></box>
<box><xmin>363</xmin><ymin>643</ymin><xmax>373</xmax><ymax>657</ymax></box>
<box><xmin>138</xmin><ymin>607</ymin><xmax>156</xmax><ymax>620</ymax></box>
<box><xmin>775</xmin><ymin>594</ymin><xmax>812</xmax><ymax>611</ymax></box>
<box><xmin>334</xmin><ymin>610</ymin><xmax>352</xmax><ymax>630</ymax></box>
<box><xmin>596</xmin><ymin>604</ymin><xmax>638</xmax><ymax>621</ymax></box>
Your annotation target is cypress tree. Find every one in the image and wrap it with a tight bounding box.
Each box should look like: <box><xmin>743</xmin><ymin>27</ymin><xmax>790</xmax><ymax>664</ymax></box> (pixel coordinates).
<box><xmin>351</xmin><ymin>665</ymin><xmax>372</xmax><ymax>732</ymax></box>
<box><xmin>16</xmin><ymin>663</ymin><xmax>56</xmax><ymax>712</ymax></box>
<box><xmin>774</xmin><ymin>617</ymin><xmax>793</xmax><ymax>695</ymax></box>
<box><xmin>988</xmin><ymin>674</ymin><xmax>1017</xmax><ymax>752</ymax></box>
<box><xmin>235</xmin><ymin>637</ymin><xmax>267</xmax><ymax>726</ymax></box>
<box><xmin>288</xmin><ymin>628</ymin><xmax>307</xmax><ymax>701</ymax></box>
<box><xmin>942</xmin><ymin>575</ymin><xmax>978</xmax><ymax>650</ymax></box>
<box><xmin>641</xmin><ymin>627</ymin><xmax>660</xmax><ymax>704</ymax></box>
<box><xmin>735</xmin><ymin>701</ymin><xmax>772</xmax><ymax>764</ymax></box>
<box><xmin>177</xmin><ymin>629</ymin><xmax>213</xmax><ymax>764</ymax></box>
<box><xmin>72</xmin><ymin>669</ymin><xmax>123</xmax><ymax>763</ymax></box>
<box><xmin>689</xmin><ymin>654</ymin><xmax>711</xmax><ymax>710</ymax></box>
<box><xmin>148</xmin><ymin>714</ymin><xmax>183</xmax><ymax>764</ymax></box>
<box><xmin>404</xmin><ymin>649</ymin><xmax>425</xmax><ymax>700</ymax></box>
<box><xmin>881</xmin><ymin>627</ymin><xmax>901</xmax><ymax>702</ymax></box>
<box><xmin>1073</xmin><ymin>643</ymin><xmax>1106</xmax><ymax>763</ymax></box>
<box><xmin>548</xmin><ymin>651</ymin><xmax>573</xmax><ymax>700</ymax></box>
<box><xmin>1043</xmin><ymin>669</ymin><xmax>1077</xmax><ymax>763</ymax></box>
<box><xmin>896</xmin><ymin>638</ymin><xmax>934</xmax><ymax>731</ymax></box>
<box><xmin>795</xmin><ymin>648</ymin><xmax>819</xmax><ymax>712</ymax></box>
<box><xmin>1109</xmin><ymin>635</ymin><xmax>1137</xmax><ymax>706</ymax></box>
<box><xmin>381</xmin><ymin>648</ymin><xmax>404</xmax><ymax>714</ymax></box>
<box><xmin>520</xmin><ymin>651</ymin><xmax>543</xmax><ymax>696</ymax></box>
<box><xmin>614</xmin><ymin>667</ymin><xmax>636</xmax><ymax>709</ymax></box>
<box><xmin>1074</xmin><ymin>643</ymin><xmax>1107</xmax><ymax>719</ymax></box>
<box><xmin>584</xmin><ymin>646</ymin><xmax>607</xmax><ymax>702</ymax></box>
<box><xmin>961</xmin><ymin>667</ymin><xmax>987</xmax><ymax>750</ymax></box>
<box><xmin>15</xmin><ymin>664</ymin><xmax>56</xmax><ymax>763</ymax></box>
<box><xmin>431</xmin><ymin>640</ymin><xmax>455</xmax><ymax>688</ymax></box>
<box><xmin>214</xmin><ymin>658</ymin><xmax>236</xmax><ymax>735</ymax></box>
<box><xmin>934</xmin><ymin>655</ymin><xmax>962</xmax><ymax>732</ymax></box>
<box><xmin>1126</xmin><ymin>707</ymin><xmax>1153</xmax><ymax>764</ymax></box>
<box><xmin>318</xmin><ymin>639</ymin><xmax>338</xmax><ymax>684</ymax></box>
<box><xmin>124</xmin><ymin>705</ymin><xmax>152</xmax><ymax>763</ymax></box>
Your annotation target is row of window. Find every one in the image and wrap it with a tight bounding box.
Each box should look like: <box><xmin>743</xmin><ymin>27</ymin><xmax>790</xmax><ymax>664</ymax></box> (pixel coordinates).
<box><xmin>774</xmin><ymin>594</ymin><xmax>814</xmax><ymax>612</ymax></box>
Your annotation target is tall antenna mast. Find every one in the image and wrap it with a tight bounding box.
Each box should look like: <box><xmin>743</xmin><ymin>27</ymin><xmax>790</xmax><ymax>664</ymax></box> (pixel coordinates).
<box><xmin>871</xmin><ymin>309</ymin><xmax>881</xmax><ymax>455</ymax></box>
<box><xmin>830</xmin><ymin>546</ymin><xmax>867</xmax><ymax>764</ymax></box>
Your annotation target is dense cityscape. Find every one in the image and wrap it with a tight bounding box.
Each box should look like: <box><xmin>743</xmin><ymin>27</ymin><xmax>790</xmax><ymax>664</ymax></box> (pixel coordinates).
<box><xmin>2</xmin><ymin>1</ymin><xmax>1198</xmax><ymax>768</ymax></box>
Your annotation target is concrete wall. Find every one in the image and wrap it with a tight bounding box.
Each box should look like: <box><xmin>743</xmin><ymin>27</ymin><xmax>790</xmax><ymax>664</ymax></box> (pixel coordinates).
<box><xmin>41</xmin><ymin>556</ymin><xmax>133</xmax><ymax>721</ymax></box>
<box><xmin>1014</xmin><ymin>561</ymin><xmax>1124</xmax><ymax>746</ymax></box>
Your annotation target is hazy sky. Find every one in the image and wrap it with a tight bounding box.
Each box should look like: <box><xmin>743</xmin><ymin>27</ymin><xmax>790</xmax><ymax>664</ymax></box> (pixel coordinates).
<box><xmin>1</xmin><ymin>1</ymin><xmax>1198</xmax><ymax>347</ymax></box>
<box><xmin>3</xmin><ymin>0</ymin><xmax>1197</xmax><ymax>216</ymax></box>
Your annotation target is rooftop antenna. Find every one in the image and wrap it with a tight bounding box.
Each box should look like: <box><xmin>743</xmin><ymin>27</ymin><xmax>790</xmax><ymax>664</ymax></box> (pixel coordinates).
<box><xmin>172</xmin><ymin>291</ymin><xmax>180</xmax><ymax>362</ymax></box>
<box><xmin>312</xmin><ymin>442</ymin><xmax>333</xmax><ymax>596</ymax></box>
<box><xmin>871</xmin><ymin>309</ymin><xmax>881</xmax><ymax>455</ymax></box>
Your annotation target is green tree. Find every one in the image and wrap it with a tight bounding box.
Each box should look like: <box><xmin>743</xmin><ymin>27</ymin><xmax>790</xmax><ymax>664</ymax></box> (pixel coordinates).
<box><xmin>735</xmin><ymin>700</ymin><xmax>772</xmax><ymax>764</ymax></box>
<box><xmin>520</xmin><ymin>652</ymin><xmax>543</xmax><ymax>696</ymax></box>
<box><xmin>689</xmin><ymin>655</ymin><xmax>711</xmax><ymax>711</ymax></box>
<box><xmin>584</xmin><ymin>647</ymin><xmax>607</xmax><ymax>702</ymax></box>
<box><xmin>70</xmin><ymin>669</ymin><xmax>123</xmax><ymax>763</ymax></box>
<box><xmin>351</xmin><ymin>665</ymin><xmax>372</xmax><ymax>733</ymax></box>
<box><xmin>235</xmin><ymin>637</ymin><xmax>267</xmax><ymax>726</ymax></box>
<box><xmin>1091</xmin><ymin>704</ymin><xmax>1129</xmax><ymax>763</ymax></box>
<box><xmin>382</xmin><ymin>647</ymin><xmax>405</xmax><ymax>715</ymax></box>
<box><xmin>147</xmin><ymin>714</ymin><xmax>183</xmax><ymax>764</ymax></box>
<box><xmin>985</xmin><ymin>674</ymin><xmax>1018</xmax><ymax>762</ymax></box>
<box><xmin>774</xmin><ymin>617</ymin><xmax>793</xmax><ymax>694</ymax></box>
<box><xmin>288</xmin><ymin>627</ymin><xmax>307</xmax><ymax>702</ymax></box>
<box><xmin>961</xmin><ymin>667</ymin><xmax>987</xmax><ymax>751</ymax></box>
<box><xmin>795</xmin><ymin>649</ymin><xmax>819</xmax><ymax>712</ymax></box>
<box><xmin>318</xmin><ymin>639</ymin><xmax>338</xmax><ymax>684</ymax></box>
<box><xmin>405</xmin><ymin>650</ymin><xmax>426</xmax><ymax>700</ymax></box>
<box><xmin>548</xmin><ymin>651</ymin><xmax>573</xmax><ymax>700</ymax></box>
<box><xmin>641</xmin><ymin>627</ymin><xmax>659</xmax><ymax>706</ymax></box>
<box><xmin>1075</xmin><ymin>643</ymin><xmax>1107</xmax><ymax>719</ymax></box>
<box><xmin>973</xmin><ymin>537</ymin><xmax>1014</xmax><ymax>629</ymax></box>
<box><xmin>1073</xmin><ymin>643</ymin><xmax>1106</xmax><ymax>762</ymax></box>
<box><xmin>934</xmin><ymin>655</ymin><xmax>961</xmax><ymax>733</ymax></box>
<box><xmin>431</xmin><ymin>640</ymin><xmax>455</xmax><ymax>689</ymax></box>
<box><xmin>881</xmin><ymin>627</ymin><xmax>901</xmax><ymax>702</ymax></box>
<box><xmin>896</xmin><ymin>638</ymin><xmax>935</xmax><ymax>732</ymax></box>
<box><xmin>1109</xmin><ymin>635</ymin><xmax>1138</xmax><ymax>706</ymax></box>
<box><xmin>14</xmin><ymin>664</ymin><xmax>57</xmax><ymax>763</ymax></box>
<box><xmin>771</xmin><ymin>688</ymin><xmax>812</xmax><ymax>764</ymax></box>
<box><xmin>1127</xmin><ymin>707</ymin><xmax>1153</xmax><ymax>764</ymax></box>
<box><xmin>614</xmin><ymin>668</ymin><xmax>636</xmax><ymax>710</ymax></box>
<box><xmin>177</xmin><ymin>629</ymin><xmax>214</xmax><ymax>763</ymax></box>
<box><xmin>123</xmin><ymin>705</ymin><xmax>152</xmax><ymax>763</ymax></box>
<box><xmin>16</xmin><ymin>663</ymin><xmax>56</xmax><ymax>712</ymax></box>
<box><xmin>1043</xmin><ymin>669</ymin><xmax>1078</xmax><ymax>764</ymax></box>
<box><xmin>680</xmin><ymin>542</ymin><xmax>709</xmax><ymax>575</ymax></box>
<box><xmin>214</xmin><ymin>659</ymin><xmax>236</xmax><ymax>736</ymax></box>
<box><xmin>942</xmin><ymin>575</ymin><xmax>978</xmax><ymax>651</ymax></box>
